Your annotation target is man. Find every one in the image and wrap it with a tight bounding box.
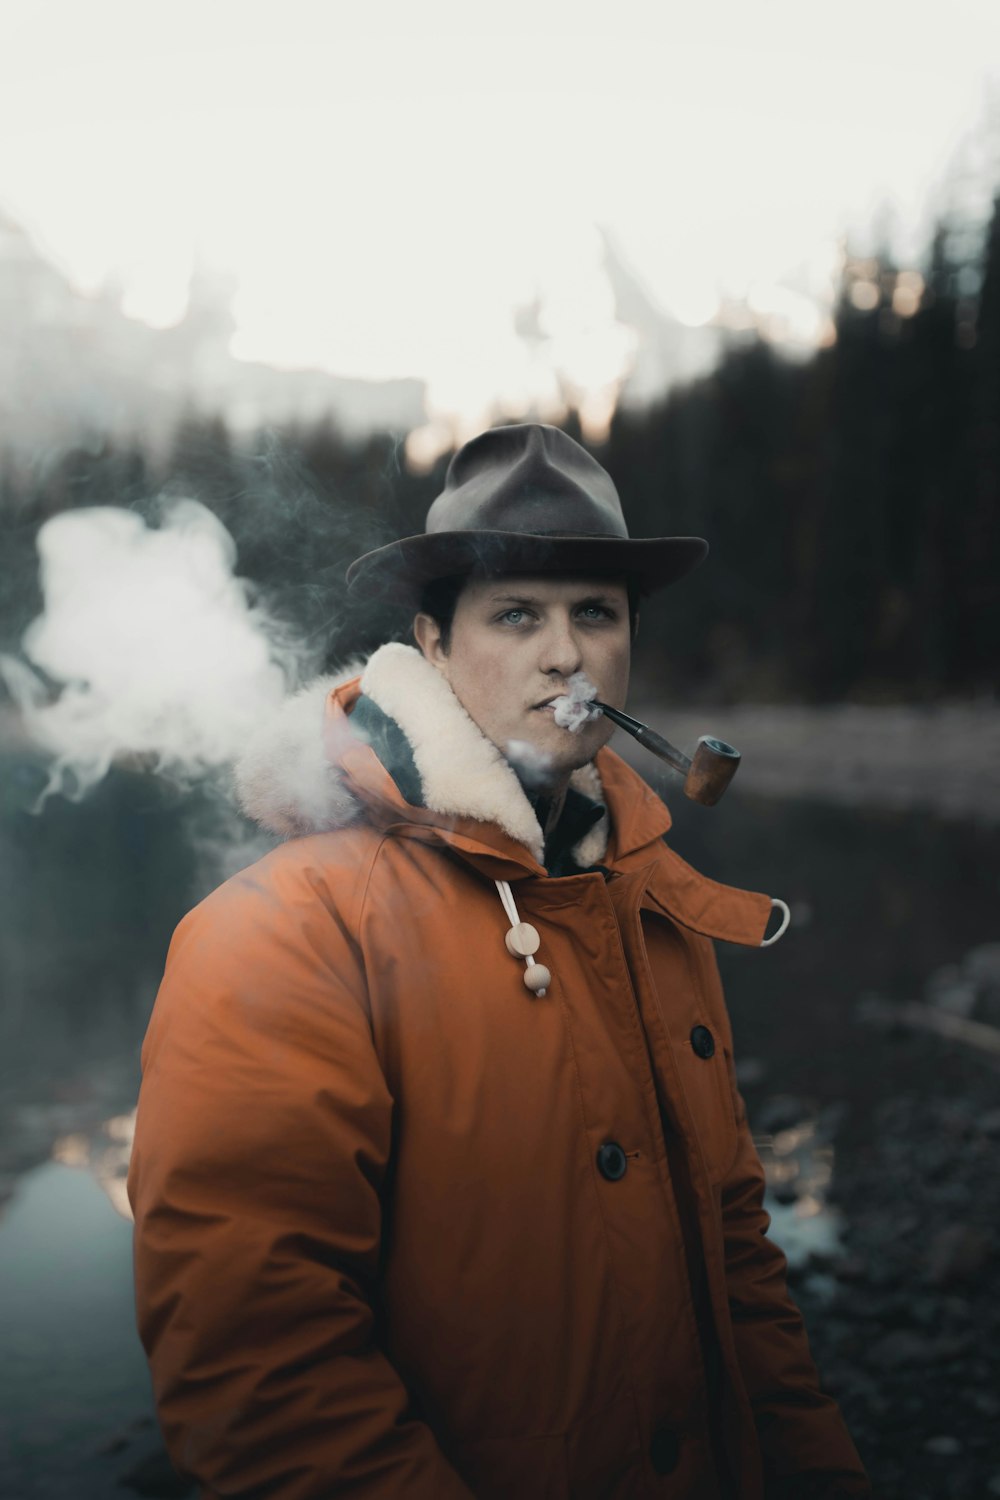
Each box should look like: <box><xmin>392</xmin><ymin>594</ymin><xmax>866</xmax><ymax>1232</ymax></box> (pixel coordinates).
<box><xmin>128</xmin><ymin>424</ymin><xmax>870</xmax><ymax>1498</ymax></box>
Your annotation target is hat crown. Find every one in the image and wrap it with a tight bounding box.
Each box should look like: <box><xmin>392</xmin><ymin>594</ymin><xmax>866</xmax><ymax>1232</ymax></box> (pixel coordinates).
<box><xmin>425</xmin><ymin>424</ymin><xmax>629</xmax><ymax>540</ymax></box>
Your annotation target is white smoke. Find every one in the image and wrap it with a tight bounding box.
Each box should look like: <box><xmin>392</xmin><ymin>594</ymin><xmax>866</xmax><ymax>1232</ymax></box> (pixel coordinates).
<box><xmin>505</xmin><ymin>738</ymin><xmax>556</xmax><ymax>789</ymax></box>
<box><xmin>552</xmin><ymin>671</ymin><xmax>601</xmax><ymax>733</ymax></box>
<box><xmin>0</xmin><ymin>498</ymin><xmax>312</xmax><ymax>809</ymax></box>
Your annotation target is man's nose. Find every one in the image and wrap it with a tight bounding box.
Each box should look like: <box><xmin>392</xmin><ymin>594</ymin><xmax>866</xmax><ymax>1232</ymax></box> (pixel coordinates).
<box><xmin>541</xmin><ymin>616</ymin><xmax>584</xmax><ymax>678</ymax></box>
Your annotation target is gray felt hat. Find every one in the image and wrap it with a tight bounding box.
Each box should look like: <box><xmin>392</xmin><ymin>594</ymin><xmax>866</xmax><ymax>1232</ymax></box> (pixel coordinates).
<box><xmin>346</xmin><ymin>423</ymin><xmax>708</xmax><ymax>602</ymax></box>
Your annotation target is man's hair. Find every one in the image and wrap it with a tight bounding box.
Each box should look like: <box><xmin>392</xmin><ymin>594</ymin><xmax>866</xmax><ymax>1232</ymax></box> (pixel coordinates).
<box><xmin>416</xmin><ymin>573</ymin><xmax>641</xmax><ymax>653</ymax></box>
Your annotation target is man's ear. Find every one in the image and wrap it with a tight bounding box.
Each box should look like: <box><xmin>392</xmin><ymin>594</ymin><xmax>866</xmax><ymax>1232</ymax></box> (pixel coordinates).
<box><xmin>413</xmin><ymin>612</ymin><xmax>448</xmax><ymax>671</ymax></box>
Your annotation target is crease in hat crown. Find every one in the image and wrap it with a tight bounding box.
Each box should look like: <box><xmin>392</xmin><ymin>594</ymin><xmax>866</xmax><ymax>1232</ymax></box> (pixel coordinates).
<box><xmin>425</xmin><ymin>423</ymin><xmax>630</xmax><ymax>540</ymax></box>
<box><xmin>345</xmin><ymin>422</ymin><xmax>709</xmax><ymax>600</ymax></box>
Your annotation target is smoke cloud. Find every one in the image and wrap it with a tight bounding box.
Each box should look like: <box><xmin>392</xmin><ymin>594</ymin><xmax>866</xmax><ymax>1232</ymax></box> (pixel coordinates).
<box><xmin>505</xmin><ymin>739</ymin><xmax>556</xmax><ymax>790</ymax></box>
<box><xmin>0</xmin><ymin>497</ymin><xmax>312</xmax><ymax>810</ymax></box>
<box><xmin>552</xmin><ymin>671</ymin><xmax>601</xmax><ymax>732</ymax></box>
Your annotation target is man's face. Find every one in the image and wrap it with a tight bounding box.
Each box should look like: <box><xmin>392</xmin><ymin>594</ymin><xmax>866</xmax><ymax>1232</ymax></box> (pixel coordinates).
<box><xmin>414</xmin><ymin>574</ymin><xmax>632</xmax><ymax>782</ymax></box>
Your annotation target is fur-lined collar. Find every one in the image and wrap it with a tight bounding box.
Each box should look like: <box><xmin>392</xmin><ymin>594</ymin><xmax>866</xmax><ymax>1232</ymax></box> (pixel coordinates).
<box><xmin>235</xmin><ymin>643</ymin><xmax>609</xmax><ymax>868</ymax></box>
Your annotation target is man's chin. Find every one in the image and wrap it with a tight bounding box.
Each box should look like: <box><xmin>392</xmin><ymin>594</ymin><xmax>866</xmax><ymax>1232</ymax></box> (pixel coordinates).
<box><xmin>503</xmin><ymin>719</ymin><xmax>610</xmax><ymax>786</ymax></box>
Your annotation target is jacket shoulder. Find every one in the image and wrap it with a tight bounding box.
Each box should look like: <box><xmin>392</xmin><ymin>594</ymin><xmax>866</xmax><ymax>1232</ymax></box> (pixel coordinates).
<box><xmin>192</xmin><ymin>823</ymin><xmax>383</xmax><ymax>934</ymax></box>
<box><xmin>143</xmin><ymin>825</ymin><xmax>387</xmax><ymax>1078</ymax></box>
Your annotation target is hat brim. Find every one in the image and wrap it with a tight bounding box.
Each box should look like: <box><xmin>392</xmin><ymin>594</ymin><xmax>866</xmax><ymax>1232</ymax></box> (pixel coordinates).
<box><xmin>346</xmin><ymin>531</ymin><xmax>708</xmax><ymax>606</ymax></box>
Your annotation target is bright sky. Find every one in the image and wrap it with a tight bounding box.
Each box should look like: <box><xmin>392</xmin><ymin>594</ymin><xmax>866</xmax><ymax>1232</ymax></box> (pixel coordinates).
<box><xmin>1</xmin><ymin>0</ymin><xmax>999</xmax><ymax>426</ymax></box>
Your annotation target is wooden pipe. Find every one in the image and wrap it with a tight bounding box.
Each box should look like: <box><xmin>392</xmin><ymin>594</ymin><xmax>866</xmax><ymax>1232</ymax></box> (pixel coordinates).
<box><xmin>593</xmin><ymin>702</ymin><xmax>741</xmax><ymax>806</ymax></box>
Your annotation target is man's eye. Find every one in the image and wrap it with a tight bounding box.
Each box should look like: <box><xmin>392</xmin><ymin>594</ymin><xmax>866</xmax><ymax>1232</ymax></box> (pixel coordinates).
<box><xmin>501</xmin><ymin>609</ymin><xmax>526</xmax><ymax>624</ymax></box>
<box><xmin>579</xmin><ymin>605</ymin><xmax>612</xmax><ymax>620</ymax></box>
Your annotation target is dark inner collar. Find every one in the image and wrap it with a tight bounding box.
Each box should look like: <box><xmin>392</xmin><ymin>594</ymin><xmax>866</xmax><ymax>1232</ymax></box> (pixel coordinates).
<box><xmin>350</xmin><ymin>693</ymin><xmax>424</xmax><ymax>807</ymax></box>
<box><xmin>536</xmin><ymin>787</ymin><xmax>606</xmax><ymax>877</ymax></box>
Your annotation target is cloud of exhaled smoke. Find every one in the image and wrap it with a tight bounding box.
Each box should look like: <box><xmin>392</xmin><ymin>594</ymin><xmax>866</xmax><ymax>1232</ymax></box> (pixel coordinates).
<box><xmin>0</xmin><ymin>497</ymin><xmax>312</xmax><ymax>810</ymax></box>
<box><xmin>505</xmin><ymin>739</ymin><xmax>556</xmax><ymax>790</ymax></box>
<box><xmin>551</xmin><ymin>671</ymin><xmax>601</xmax><ymax>732</ymax></box>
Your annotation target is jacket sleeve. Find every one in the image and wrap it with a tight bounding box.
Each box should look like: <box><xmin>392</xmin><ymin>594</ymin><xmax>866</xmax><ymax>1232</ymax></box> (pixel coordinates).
<box><xmin>718</xmin><ymin>1070</ymin><xmax>871</xmax><ymax>1499</ymax></box>
<box><xmin>127</xmin><ymin>863</ymin><xmax>474</xmax><ymax>1500</ymax></box>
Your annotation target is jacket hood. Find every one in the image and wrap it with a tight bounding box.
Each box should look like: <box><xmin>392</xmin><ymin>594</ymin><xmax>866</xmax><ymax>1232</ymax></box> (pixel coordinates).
<box><xmin>235</xmin><ymin>642</ymin><xmax>610</xmax><ymax>869</ymax></box>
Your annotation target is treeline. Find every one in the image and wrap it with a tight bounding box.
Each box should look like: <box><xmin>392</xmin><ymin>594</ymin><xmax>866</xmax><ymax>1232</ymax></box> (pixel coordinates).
<box><xmin>610</xmin><ymin>205</ymin><xmax>1000</xmax><ymax>703</ymax></box>
<box><xmin>2</xmin><ymin>199</ymin><xmax>999</xmax><ymax>704</ymax></box>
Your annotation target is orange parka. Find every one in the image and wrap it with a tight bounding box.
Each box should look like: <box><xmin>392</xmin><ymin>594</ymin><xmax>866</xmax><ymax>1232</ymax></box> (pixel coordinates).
<box><xmin>128</xmin><ymin>644</ymin><xmax>869</xmax><ymax>1499</ymax></box>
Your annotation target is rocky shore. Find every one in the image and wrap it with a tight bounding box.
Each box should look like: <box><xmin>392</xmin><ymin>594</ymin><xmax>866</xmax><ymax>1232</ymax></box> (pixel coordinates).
<box><xmin>743</xmin><ymin>942</ymin><xmax>1000</xmax><ymax>1500</ymax></box>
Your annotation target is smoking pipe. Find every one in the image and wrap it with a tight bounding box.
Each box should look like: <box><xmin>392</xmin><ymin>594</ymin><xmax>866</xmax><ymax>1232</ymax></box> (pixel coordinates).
<box><xmin>593</xmin><ymin>702</ymin><xmax>741</xmax><ymax>806</ymax></box>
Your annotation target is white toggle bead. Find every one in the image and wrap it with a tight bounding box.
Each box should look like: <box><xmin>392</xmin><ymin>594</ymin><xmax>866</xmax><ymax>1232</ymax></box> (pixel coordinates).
<box><xmin>523</xmin><ymin>963</ymin><xmax>551</xmax><ymax>995</ymax></box>
<box><xmin>505</xmin><ymin>922</ymin><xmax>541</xmax><ymax>958</ymax></box>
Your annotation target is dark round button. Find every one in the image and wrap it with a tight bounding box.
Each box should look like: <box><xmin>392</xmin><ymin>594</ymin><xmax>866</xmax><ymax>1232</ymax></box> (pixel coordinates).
<box><xmin>649</xmin><ymin>1425</ymin><xmax>680</xmax><ymax>1475</ymax></box>
<box><xmin>596</xmin><ymin>1141</ymin><xmax>628</xmax><ymax>1181</ymax></box>
<box><xmin>690</xmin><ymin>1025</ymin><xmax>715</xmax><ymax>1059</ymax></box>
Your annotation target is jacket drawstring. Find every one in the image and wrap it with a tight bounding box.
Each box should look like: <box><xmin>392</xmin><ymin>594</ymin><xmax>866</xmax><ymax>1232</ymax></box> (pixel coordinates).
<box><xmin>495</xmin><ymin>880</ymin><xmax>551</xmax><ymax>996</ymax></box>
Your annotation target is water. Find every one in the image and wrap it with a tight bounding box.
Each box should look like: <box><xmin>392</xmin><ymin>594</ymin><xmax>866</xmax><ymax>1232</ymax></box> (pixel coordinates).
<box><xmin>1</xmin><ymin>751</ymin><xmax>998</xmax><ymax>1497</ymax></box>
<box><xmin>0</xmin><ymin>1162</ymin><xmax>158</xmax><ymax>1498</ymax></box>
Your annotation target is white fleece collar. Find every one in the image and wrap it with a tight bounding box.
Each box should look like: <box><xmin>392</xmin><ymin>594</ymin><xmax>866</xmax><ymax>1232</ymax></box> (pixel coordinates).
<box><xmin>235</xmin><ymin>642</ymin><xmax>609</xmax><ymax>868</ymax></box>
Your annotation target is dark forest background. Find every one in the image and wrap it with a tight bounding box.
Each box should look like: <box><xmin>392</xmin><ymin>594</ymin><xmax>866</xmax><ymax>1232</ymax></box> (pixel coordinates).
<box><xmin>3</xmin><ymin>195</ymin><xmax>1000</xmax><ymax>706</ymax></box>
